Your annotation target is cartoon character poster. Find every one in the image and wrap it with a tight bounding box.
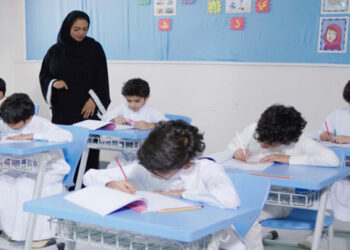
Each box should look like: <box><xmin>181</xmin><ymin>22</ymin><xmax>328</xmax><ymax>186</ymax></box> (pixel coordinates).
<box><xmin>321</xmin><ymin>0</ymin><xmax>350</xmax><ymax>14</ymax></box>
<box><xmin>154</xmin><ymin>0</ymin><xmax>176</xmax><ymax>16</ymax></box>
<box><xmin>318</xmin><ymin>17</ymin><xmax>349</xmax><ymax>53</ymax></box>
<box><xmin>226</xmin><ymin>0</ymin><xmax>251</xmax><ymax>13</ymax></box>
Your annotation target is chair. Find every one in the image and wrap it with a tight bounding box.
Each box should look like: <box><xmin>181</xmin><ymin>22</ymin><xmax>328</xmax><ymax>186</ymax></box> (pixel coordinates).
<box><xmin>225</xmin><ymin>173</ymin><xmax>271</xmax><ymax>238</ymax></box>
<box><xmin>260</xmin><ymin>148</ymin><xmax>345</xmax><ymax>250</ymax></box>
<box><xmin>165</xmin><ymin>114</ymin><xmax>192</xmax><ymax>124</ymax></box>
<box><xmin>58</xmin><ymin>125</ymin><xmax>90</xmax><ymax>190</ymax></box>
<box><xmin>34</xmin><ymin>104</ymin><xmax>39</xmax><ymax>115</ymax></box>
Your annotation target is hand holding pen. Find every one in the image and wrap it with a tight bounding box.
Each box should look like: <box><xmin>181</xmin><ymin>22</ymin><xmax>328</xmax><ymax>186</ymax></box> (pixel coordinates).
<box><xmin>234</xmin><ymin>132</ymin><xmax>250</xmax><ymax>161</ymax></box>
<box><xmin>320</xmin><ymin>121</ymin><xmax>334</xmax><ymax>141</ymax></box>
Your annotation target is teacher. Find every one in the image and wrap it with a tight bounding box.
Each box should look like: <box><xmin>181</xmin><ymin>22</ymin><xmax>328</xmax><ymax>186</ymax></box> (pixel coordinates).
<box><xmin>39</xmin><ymin>10</ymin><xmax>110</xmax><ymax>179</ymax></box>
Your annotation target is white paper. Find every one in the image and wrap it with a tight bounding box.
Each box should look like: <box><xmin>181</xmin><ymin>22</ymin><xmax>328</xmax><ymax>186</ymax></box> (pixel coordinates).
<box><xmin>73</xmin><ymin>120</ymin><xmax>111</xmax><ymax>130</ymax></box>
<box><xmin>222</xmin><ymin>157</ymin><xmax>272</xmax><ymax>171</ymax></box>
<box><xmin>320</xmin><ymin>141</ymin><xmax>350</xmax><ymax>148</ymax></box>
<box><xmin>114</xmin><ymin>124</ymin><xmax>134</xmax><ymax>130</ymax></box>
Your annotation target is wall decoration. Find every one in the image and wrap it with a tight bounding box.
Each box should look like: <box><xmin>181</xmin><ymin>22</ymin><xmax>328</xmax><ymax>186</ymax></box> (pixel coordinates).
<box><xmin>182</xmin><ymin>0</ymin><xmax>195</xmax><ymax>4</ymax></box>
<box><xmin>154</xmin><ymin>0</ymin><xmax>176</xmax><ymax>16</ymax></box>
<box><xmin>159</xmin><ymin>19</ymin><xmax>171</xmax><ymax>31</ymax></box>
<box><xmin>255</xmin><ymin>0</ymin><xmax>270</xmax><ymax>13</ymax></box>
<box><xmin>230</xmin><ymin>17</ymin><xmax>245</xmax><ymax>30</ymax></box>
<box><xmin>321</xmin><ymin>0</ymin><xmax>350</xmax><ymax>14</ymax></box>
<box><xmin>318</xmin><ymin>17</ymin><xmax>349</xmax><ymax>53</ymax></box>
<box><xmin>208</xmin><ymin>0</ymin><xmax>222</xmax><ymax>14</ymax></box>
<box><xmin>139</xmin><ymin>0</ymin><xmax>151</xmax><ymax>6</ymax></box>
<box><xmin>226</xmin><ymin>0</ymin><xmax>251</xmax><ymax>13</ymax></box>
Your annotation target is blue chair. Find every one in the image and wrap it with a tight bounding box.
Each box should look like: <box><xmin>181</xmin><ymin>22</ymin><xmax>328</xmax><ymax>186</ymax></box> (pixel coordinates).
<box><xmin>34</xmin><ymin>104</ymin><xmax>39</xmax><ymax>115</ymax></box>
<box><xmin>165</xmin><ymin>114</ymin><xmax>192</xmax><ymax>124</ymax></box>
<box><xmin>226</xmin><ymin>173</ymin><xmax>271</xmax><ymax>238</ymax></box>
<box><xmin>58</xmin><ymin>125</ymin><xmax>90</xmax><ymax>190</ymax></box>
<box><xmin>261</xmin><ymin>148</ymin><xmax>345</xmax><ymax>250</ymax></box>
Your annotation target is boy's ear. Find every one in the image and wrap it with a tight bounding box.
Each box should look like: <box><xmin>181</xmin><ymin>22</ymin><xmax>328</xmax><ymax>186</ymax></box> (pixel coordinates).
<box><xmin>183</xmin><ymin>162</ymin><xmax>195</xmax><ymax>169</ymax></box>
<box><xmin>25</xmin><ymin>116</ymin><xmax>33</xmax><ymax>124</ymax></box>
<box><xmin>145</xmin><ymin>95</ymin><xmax>150</xmax><ymax>101</ymax></box>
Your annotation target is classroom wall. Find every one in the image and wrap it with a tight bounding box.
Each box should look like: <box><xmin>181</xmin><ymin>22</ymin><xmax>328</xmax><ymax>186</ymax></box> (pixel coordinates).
<box><xmin>2</xmin><ymin>0</ymin><xmax>349</xmax><ymax>161</ymax></box>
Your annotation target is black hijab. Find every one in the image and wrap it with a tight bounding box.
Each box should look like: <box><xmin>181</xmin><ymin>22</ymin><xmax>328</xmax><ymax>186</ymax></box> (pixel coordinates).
<box><xmin>57</xmin><ymin>10</ymin><xmax>92</xmax><ymax>55</ymax></box>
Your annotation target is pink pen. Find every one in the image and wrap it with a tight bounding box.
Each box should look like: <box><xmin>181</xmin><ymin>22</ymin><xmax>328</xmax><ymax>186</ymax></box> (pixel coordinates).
<box><xmin>324</xmin><ymin>121</ymin><xmax>330</xmax><ymax>137</ymax></box>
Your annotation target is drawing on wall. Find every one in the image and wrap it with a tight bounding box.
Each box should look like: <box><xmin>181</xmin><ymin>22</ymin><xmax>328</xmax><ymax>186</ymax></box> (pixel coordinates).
<box><xmin>230</xmin><ymin>17</ymin><xmax>245</xmax><ymax>30</ymax></box>
<box><xmin>208</xmin><ymin>0</ymin><xmax>222</xmax><ymax>14</ymax></box>
<box><xmin>154</xmin><ymin>0</ymin><xmax>176</xmax><ymax>16</ymax></box>
<box><xmin>182</xmin><ymin>0</ymin><xmax>195</xmax><ymax>4</ymax></box>
<box><xmin>158</xmin><ymin>19</ymin><xmax>171</xmax><ymax>31</ymax></box>
<box><xmin>318</xmin><ymin>17</ymin><xmax>349</xmax><ymax>53</ymax></box>
<box><xmin>226</xmin><ymin>0</ymin><xmax>251</xmax><ymax>13</ymax></box>
<box><xmin>138</xmin><ymin>0</ymin><xmax>151</xmax><ymax>5</ymax></box>
<box><xmin>255</xmin><ymin>0</ymin><xmax>270</xmax><ymax>13</ymax></box>
<box><xmin>321</xmin><ymin>0</ymin><xmax>350</xmax><ymax>14</ymax></box>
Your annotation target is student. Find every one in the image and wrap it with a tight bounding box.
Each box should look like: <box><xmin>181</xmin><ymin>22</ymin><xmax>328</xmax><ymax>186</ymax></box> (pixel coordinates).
<box><xmin>320</xmin><ymin>80</ymin><xmax>350</xmax><ymax>222</ymax></box>
<box><xmin>0</xmin><ymin>77</ymin><xmax>6</xmax><ymax>104</ymax></box>
<box><xmin>0</xmin><ymin>93</ymin><xmax>72</xmax><ymax>248</ymax></box>
<box><xmin>103</xmin><ymin>78</ymin><xmax>168</xmax><ymax>166</ymax></box>
<box><xmin>227</xmin><ymin>104</ymin><xmax>339</xmax><ymax>250</ymax></box>
<box><xmin>84</xmin><ymin>120</ymin><xmax>247</xmax><ymax>250</ymax></box>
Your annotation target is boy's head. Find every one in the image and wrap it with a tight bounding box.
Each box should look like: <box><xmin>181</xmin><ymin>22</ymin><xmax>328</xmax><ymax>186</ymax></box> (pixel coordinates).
<box><xmin>0</xmin><ymin>77</ymin><xmax>6</xmax><ymax>100</ymax></box>
<box><xmin>0</xmin><ymin>93</ymin><xmax>34</xmax><ymax>129</ymax></box>
<box><xmin>255</xmin><ymin>104</ymin><xmax>307</xmax><ymax>148</ymax></box>
<box><xmin>343</xmin><ymin>80</ymin><xmax>350</xmax><ymax>103</ymax></box>
<box><xmin>122</xmin><ymin>78</ymin><xmax>150</xmax><ymax>112</ymax></box>
<box><xmin>137</xmin><ymin>120</ymin><xmax>205</xmax><ymax>180</ymax></box>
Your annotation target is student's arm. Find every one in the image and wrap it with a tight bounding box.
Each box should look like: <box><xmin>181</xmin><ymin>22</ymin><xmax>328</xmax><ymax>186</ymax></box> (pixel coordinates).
<box><xmin>227</xmin><ymin>123</ymin><xmax>256</xmax><ymax>160</ymax></box>
<box><xmin>33</xmin><ymin>119</ymin><xmax>72</xmax><ymax>142</ymax></box>
<box><xmin>331</xmin><ymin>135</ymin><xmax>350</xmax><ymax>144</ymax></box>
<box><xmin>105</xmin><ymin>180</ymin><xmax>136</xmax><ymax>194</ymax></box>
<box><xmin>289</xmin><ymin>137</ymin><xmax>340</xmax><ymax>167</ymax></box>
<box><xmin>182</xmin><ymin>163</ymin><xmax>240</xmax><ymax>209</ymax></box>
<box><xmin>134</xmin><ymin>121</ymin><xmax>156</xmax><ymax>130</ymax></box>
<box><xmin>102</xmin><ymin>105</ymin><xmax>123</xmax><ymax>122</ymax></box>
<box><xmin>320</xmin><ymin>112</ymin><xmax>336</xmax><ymax>141</ymax></box>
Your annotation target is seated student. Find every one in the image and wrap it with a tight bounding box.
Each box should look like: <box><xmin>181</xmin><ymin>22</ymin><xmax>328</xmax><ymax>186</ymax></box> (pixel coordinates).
<box><xmin>103</xmin><ymin>78</ymin><xmax>168</xmax><ymax>166</ymax></box>
<box><xmin>227</xmin><ymin>104</ymin><xmax>339</xmax><ymax>250</ymax></box>
<box><xmin>0</xmin><ymin>77</ymin><xmax>6</xmax><ymax>104</ymax></box>
<box><xmin>320</xmin><ymin>80</ymin><xmax>350</xmax><ymax>222</ymax></box>
<box><xmin>84</xmin><ymin>120</ymin><xmax>247</xmax><ymax>250</ymax></box>
<box><xmin>0</xmin><ymin>93</ymin><xmax>72</xmax><ymax>248</ymax></box>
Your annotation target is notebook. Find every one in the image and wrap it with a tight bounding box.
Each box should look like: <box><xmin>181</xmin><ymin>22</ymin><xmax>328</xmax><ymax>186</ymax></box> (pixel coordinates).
<box><xmin>73</xmin><ymin>119</ymin><xmax>134</xmax><ymax>130</ymax></box>
<box><xmin>64</xmin><ymin>186</ymin><xmax>201</xmax><ymax>216</ymax></box>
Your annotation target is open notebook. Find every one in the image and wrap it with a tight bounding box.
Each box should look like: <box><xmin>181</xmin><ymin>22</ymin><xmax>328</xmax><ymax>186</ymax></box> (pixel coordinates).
<box><xmin>73</xmin><ymin>119</ymin><xmax>134</xmax><ymax>131</ymax></box>
<box><xmin>64</xmin><ymin>186</ymin><xmax>201</xmax><ymax>216</ymax></box>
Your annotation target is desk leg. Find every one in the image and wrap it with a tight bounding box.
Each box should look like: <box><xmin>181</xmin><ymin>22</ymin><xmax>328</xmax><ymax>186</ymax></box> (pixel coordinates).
<box><xmin>311</xmin><ymin>187</ymin><xmax>329</xmax><ymax>250</ymax></box>
<box><xmin>24</xmin><ymin>155</ymin><xmax>49</xmax><ymax>250</ymax></box>
<box><xmin>75</xmin><ymin>147</ymin><xmax>90</xmax><ymax>191</ymax></box>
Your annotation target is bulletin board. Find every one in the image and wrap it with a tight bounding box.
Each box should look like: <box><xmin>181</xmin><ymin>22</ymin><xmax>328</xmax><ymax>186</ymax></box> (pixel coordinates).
<box><xmin>25</xmin><ymin>0</ymin><xmax>350</xmax><ymax>64</ymax></box>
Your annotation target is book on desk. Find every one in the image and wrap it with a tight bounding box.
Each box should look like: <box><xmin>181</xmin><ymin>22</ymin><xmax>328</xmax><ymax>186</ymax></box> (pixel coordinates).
<box><xmin>64</xmin><ymin>186</ymin><xmax>202</xmax><ymax>216</ymax></box>
<box><xmin>73</xmin><ymin>119</ymin><xmax>134</xmax><ymax>131</ymax></box>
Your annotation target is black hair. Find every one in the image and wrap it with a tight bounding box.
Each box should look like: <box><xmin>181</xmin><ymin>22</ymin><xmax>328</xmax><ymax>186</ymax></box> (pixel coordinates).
<box><xmin>255</xmin><ymin>104</ymin><xmax>307</xmax><ymax>145</ymax></box>
<box><xmin>343</xmin><ymin>80</ymin><xmax>350</xmax><ymax>102</ymax></box>
<box><xmin>0</xmin><ymin>93</ymin><xmax>34</xmax><ymax>124</ymax></box>
<box><xmin>0</xmin><ymin>78</ymin><xmax>6</xmax><ymax>95</ymax></box>
<box><xmin>137</xmin><ymin>120</ymin><xmax>205</xmax><ymax>174</ymax></box>
<box><xmin>57</xmin><ymin>10</ymin><xmax>90</xmax><ymax>47</ymax></box>
<box><xmin>122</xmin><ymin>78</ymin><xmax>150</xmax><ymax>98</ymax></box>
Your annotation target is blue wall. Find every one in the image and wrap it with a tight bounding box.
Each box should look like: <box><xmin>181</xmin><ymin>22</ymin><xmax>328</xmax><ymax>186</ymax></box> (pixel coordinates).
<box><xmin>25</xmin><ymin>0</ymin><xmax>350</xmax><ymax>64</ymax></box>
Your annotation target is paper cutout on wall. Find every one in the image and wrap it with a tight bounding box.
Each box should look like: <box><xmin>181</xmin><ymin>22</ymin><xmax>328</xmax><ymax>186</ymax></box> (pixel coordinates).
<box><xmin>182</xmin><ymin>0</ymin><xmax>195</xmax><ymax>4</ymax></box>
<box><xmin>159</xmin><ymin>19</ymin><xmax>171</xmax><ymax>31</ymax></box>
<box><xmin>321</xmin><ymin>0</ymin><xmax>350</xmax><ymax>14</ymax></box>
<box><xmin>154</xmin><ymin>0</ymin><xmax>176</xmax><ymax>16</ymax></box>
<box><xmin>226</xmin><ymin>0</ymin><xmax>251</xmax><ymax>13</ymax></box>
<box><xmin>230</xmin><ymin>17</ymin><xmax>245</xmax><ymax>30</ymax></box>
<box><xmin>208</xmin><ymin>0</ymin><xmax>222</xmax><ymax>14</ymax></box>
<box><xmin>255</xmin><ymin>0</ymin><xmax>270</xmax><ymax>13</ymax></box>
<box><xmin>138</xmin><ymin>0</ymin><xmax>151</xmax><ymax>5</ymax></box>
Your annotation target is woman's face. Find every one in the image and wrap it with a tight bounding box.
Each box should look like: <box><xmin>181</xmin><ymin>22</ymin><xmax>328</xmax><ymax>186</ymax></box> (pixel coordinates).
<box><xmin>326</xmin><ymin>29</ymin><xmax>337</xmax><ymax>43</ymax></box>
<box><xmin>70</xmin><ymin>18</ymin><xmax>89</xmax><ymax>42</ymax></box>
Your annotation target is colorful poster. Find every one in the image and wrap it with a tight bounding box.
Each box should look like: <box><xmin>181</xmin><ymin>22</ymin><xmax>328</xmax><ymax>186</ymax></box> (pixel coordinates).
<box><xmin>154</xmin><ymin>0</ymin><xmax>176</xmax><ymax>16</ymax></box>
<box><xmin>318</xmin><ymin>17</ymin><xmax>349</xmax><ymax>53</ymax></box>
<box><xmin>226</xmin><ymin>0</ymin><xmax>251</xmax><ymax>13</ymax></box>
<box><xmin>321</xmin><ymin>0</ymin><xmax>350</xmax><ymax>14</ymax></box>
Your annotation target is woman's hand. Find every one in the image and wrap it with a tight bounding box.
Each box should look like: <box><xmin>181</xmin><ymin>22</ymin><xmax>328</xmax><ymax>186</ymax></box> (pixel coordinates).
<box><xmin>106</xmin><ymin>181</ymin><xmax>136</xmax><ymax>194</ymax></box>
<box><xmin>7</xmin><ymin>133</ymin><xmax>34</xmax><ymax>140</ymax></box>
<box><xmin>53</xmin><ymin>80</ymin><xmax>68</xmax><ymax>90</ymax></box>
<box><xmin>259</xmin><ymin>154</ymin><xmax>290</xmax><ymax>163</ymax></box>
<box><xmin>81</xmin><ymin>98</ymin><xmax>96</xmax><ymax>119</ymax></box>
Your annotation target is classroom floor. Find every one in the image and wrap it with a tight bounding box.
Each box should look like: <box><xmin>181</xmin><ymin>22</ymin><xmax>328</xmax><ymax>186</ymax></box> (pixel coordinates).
<box><xmin>0</xmin><ymin>220</ymin><xmax>349</xmax><ymax>250</ymax></box>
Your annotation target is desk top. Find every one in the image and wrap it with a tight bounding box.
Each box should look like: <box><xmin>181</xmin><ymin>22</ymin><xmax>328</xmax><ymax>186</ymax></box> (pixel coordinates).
<box><xmin>24</xmin><ymin>193</ymin><xmax>259</xmax><ymax>242</ymax></box>
<box><xmin>0</xmin><ymin>140</ymin><xmax>71</xmax><ymax>155</ymax></box>
<box><xmin>225</xmin><ymin>164</ymin><xmax>350</xmax><ymax>190</ymax></box>
<box><xmin>89</xmin><ymin>128</ymin><xmax>150</xmax><ymax>140</ymax></box>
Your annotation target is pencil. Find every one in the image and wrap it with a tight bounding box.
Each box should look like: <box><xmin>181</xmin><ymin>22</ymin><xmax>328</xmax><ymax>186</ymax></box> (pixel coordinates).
<box><xmin>158</xmin><ymin>205</ymin><xmax>204</xmax><ymax>213</ymax></box>
<box><xmin>250</xmin><ymin>172</ymin><xmax>292</xmax><ymax>180</ymax></box>
<box><xmin>324</xmin><ymin>121</ymin><xmax>330</xmax><ymax>137</ymax></box>
<box><xmin>115</xmin><ymin>157</ymin><xmax>128</xmax><ymax>182</ymax></box>
<box><xmin>236</xmin><ymin>132</ymin><xmax>247</xmax><ymax>157</ymax></box>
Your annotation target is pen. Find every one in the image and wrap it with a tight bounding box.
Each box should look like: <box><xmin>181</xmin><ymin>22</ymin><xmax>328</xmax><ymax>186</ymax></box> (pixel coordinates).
<box><xmin>324</xmin><ymin>121</ymin><xmax>330</xmax><ymax>137</ymax></box>
<box><xmin>250</xmin><ymin>172</ymin><xmax>292</xmax><ymax>180</ymax></box>
<box><xmin>115</xmin><ymin>157</ymin><xmax>128</xmax><ymax>182</ymax></box>
<box><xmin>158</xmin><ymin>205</ymin><xmax>204</xmax><ymax>213</ymax></box>
<box><xmin>236</xmin><ymin>132</ymin><xmax>247</xmax><ymax>157</ymax></box>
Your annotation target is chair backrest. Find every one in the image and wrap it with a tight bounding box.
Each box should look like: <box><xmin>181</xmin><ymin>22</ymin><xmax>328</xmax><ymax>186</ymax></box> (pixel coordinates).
<box><xmin>165</xmin><ymin>114</ymin><xmax>192</xmax><ymax>124</ymax></box>
<box><xmin>329</xmin><ymin>147</ymin><xmax>345</xmax><ymax>167</ymax></box>
<box><xmin>58</xmin><ymin>125</ymin><xmax>90</xmax><ymax>189</ymax></box>
<box><xmin>226</xmin><ymin>172</ymin><xmax>271</xmax><ymax>238</ymax></box>
<box><xmin>34</xmin><ymin>104</ymin><xmax>39</xmax><ymax>115</ymax></box>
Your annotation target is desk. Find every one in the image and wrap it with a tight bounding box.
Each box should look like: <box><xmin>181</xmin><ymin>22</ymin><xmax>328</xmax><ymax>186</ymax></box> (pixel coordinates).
<box><xmin>75</xmin><ymin>129</ymin><xmax>150</xmax><ymax>190</ymax></box>
<box><xmin>24</xmin><ymin>192</ymin><xmax>259</xmax><ymax>249</ymax></box>
<box><xmin>225</xmin><ymin>164</ymin><xmax>350</xmax><ymax>250</ymax></box>
<box><xmin>0</xmin><ymin>140</ymin><xmax>72</xmax><ymax>250</ymax></box>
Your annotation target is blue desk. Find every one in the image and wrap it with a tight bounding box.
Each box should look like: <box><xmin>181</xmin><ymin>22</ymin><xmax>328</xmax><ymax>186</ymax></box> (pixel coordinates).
<box><xmin>24</xmin><ymin>192</ymin><xmax>259</xmax><ymax>247</ymax></box>
<box><xmin>225</xmin><ymin>163</ymin><xmax>350</xmax><ymax>250</ymax></box>
<box><xmin>0</xmin><ymin>140</ymin><xmax>72</xmax><ymax>250</ymax></box>
<box><xmin>75</xmin><ymin>128</ymin><xmax>150</xmax><ymax>190</ymax></box>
